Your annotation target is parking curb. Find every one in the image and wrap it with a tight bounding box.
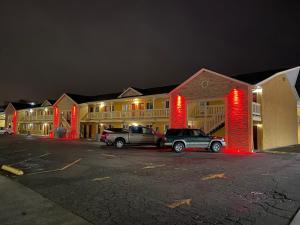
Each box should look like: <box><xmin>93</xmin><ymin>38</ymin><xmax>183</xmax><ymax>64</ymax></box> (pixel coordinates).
<box><xmin>1</xmin><ymin>165</ymin><xmax>24</xmax><ymax>176</ymax></box>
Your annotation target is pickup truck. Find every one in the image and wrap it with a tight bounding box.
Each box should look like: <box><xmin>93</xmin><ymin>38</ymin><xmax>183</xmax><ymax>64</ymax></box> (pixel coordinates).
<box><xmin>105</xmin><ymin>126</ymin><xmax>162</xmax><ymax>148</ymax></box>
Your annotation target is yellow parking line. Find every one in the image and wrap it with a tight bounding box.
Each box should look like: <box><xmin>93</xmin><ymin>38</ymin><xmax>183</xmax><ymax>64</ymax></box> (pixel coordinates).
<box><xmin>92</xmin><ymin>177</ymin><xmax>111</xmax><ymax>181</ymax></box>
<box><xmin>101</xmin><ymin>154</ymin><xmax>116</xmax><ymax>158</ymax></box>
<box><xmin>60</xmin><ymin>158</ymin><xmax>82</xmax><ymax>170</ymax></box>
<box><xmin>201</xmin><ymin>173</ymin><xmax>227</xmax><ymax>180</ymax></box>
<box><xmin>166</xmin><ymin>199</ymin><xmax>192</xmax><ymax>208</ymax></box>
<box><xmin>142</xmin><ymin>164</ymin><xmax>165</xmax><ymax>169</ymax></box>
<box><xmin>27</xmin><ymin>158</ymin><xmax>82</xmax><ymax>175</ymax></box>
<box><xmin>9</xmin><ymin>153</ymin><xmax>51</xmax><ymax>166</ymax></box>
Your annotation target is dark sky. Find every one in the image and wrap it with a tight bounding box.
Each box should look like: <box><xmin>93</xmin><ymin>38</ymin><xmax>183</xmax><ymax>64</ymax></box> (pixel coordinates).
<box><xmin>1</xmin><ymin>1</ymin><xmax>300</xmax><ymax>104</ymax></box>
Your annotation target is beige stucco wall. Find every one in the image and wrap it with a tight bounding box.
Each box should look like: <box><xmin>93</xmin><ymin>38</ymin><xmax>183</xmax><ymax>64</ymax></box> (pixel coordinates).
<box><xmin>297</xmin><ymin>107</ymin><xmax>300</xmax><ymax>144</ymax></box>
<box><xmin>0</xmin><ymin>112</ymin><xmax>5</xmax><ymax>127</ymax></box>
<box><xmin>261</xmin><ymin>74</ymin><xmax>298</xmax><ymax>149</ymax></box>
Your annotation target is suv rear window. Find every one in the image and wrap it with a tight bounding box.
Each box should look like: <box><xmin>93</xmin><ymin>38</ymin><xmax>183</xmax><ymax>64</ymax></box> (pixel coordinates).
<box><xmin>166</xmin><ymin>129</ymin><xmax>184</xmax><ymax>136</ymax></box>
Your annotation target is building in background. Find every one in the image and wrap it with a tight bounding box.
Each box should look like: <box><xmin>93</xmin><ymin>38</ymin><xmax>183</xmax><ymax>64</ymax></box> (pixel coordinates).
<box><xmin>3</xmin><ymin>66</ymin><xmax>300</xmax><ymax>152</ymax></box>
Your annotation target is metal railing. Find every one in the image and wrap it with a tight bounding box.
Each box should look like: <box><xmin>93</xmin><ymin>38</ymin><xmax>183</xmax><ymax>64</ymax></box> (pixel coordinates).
<box><xmin>87</xmin><ymin>109</ymin><xmax>170</xmax><ymax>120</ymax></box>
<box><xmin>252</xmin><ymin>102</ymin><xmax>261</xmax><ymax>116</ymax></box>
<box><xmin>19</xmin><ymin>115</ymin><xmax>53</xmax><ymax>122</ymax></box>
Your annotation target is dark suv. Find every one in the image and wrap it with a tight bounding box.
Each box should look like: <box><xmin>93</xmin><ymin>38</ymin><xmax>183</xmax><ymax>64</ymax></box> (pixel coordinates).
<box><xmin>163</xmin><ymin>128</ymin><xmax>226</xmax><ymax>153</ymax></box>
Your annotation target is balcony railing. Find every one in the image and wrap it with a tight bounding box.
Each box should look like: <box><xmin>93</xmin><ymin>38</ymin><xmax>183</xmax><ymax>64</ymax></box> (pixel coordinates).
<box><xmin>19</xmin><ymin>115</ymin><xmax>53</xmax><ymax>122</ymax></box>
<box><xmin>252</xmin><ymin>102</ymin><xmax>261</xmax><ymax>116</ymax></box>
<box><xmin>189</xmin><ymin>105</ymin><xmax>225</xmax><ymax>118</ymax></box>
<box><xmin>87</xmin><ymin>109</ymin><xmax>170</xmax><ymax>120</ymax></box>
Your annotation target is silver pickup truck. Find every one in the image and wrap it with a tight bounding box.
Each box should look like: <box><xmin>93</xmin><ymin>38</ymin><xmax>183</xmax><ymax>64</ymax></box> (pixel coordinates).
<box><xmin>105</xmin><ymin>126</ymin><xmax>161</xmax><ymax>148</ymax></box>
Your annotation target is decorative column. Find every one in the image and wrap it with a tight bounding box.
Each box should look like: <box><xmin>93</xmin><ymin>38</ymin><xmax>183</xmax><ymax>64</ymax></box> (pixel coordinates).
<box><xmin>225</xmin><ymin>88</ymin><xmax>252</xmax><ymax>153</ymax></box>
<box><xmin>12</xmin><ymin>111</ymin><xmax>17</xmax><ymax>134</ymax></box>
<box><xmin>170</xmin><ymin>94</ymin><xmax>187</xmax><ymax>128</ymax></box>
<box><xmin>50</xmin><ymin>106</ymin><xmax>59</xmax><ymax>138</ymax></box>
<box><xmin>70</xmin><ymin>105</ymin><xmax>78</xmax><ymax>139</ymax></box>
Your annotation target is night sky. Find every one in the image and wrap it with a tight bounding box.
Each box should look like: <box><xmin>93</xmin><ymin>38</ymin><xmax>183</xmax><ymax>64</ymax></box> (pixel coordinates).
<box><xmin>1</xmin><ymin>1</ymin><xmax>300</xmax><ymax>104</ymax></box>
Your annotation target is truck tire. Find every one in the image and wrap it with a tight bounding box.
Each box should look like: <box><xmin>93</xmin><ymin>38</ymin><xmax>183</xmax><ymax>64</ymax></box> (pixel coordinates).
<box><xmin>115</xmin><ymin>138</ymin><xmax>125</xmax><ymax>149</ymax></box>
<box><xmin>210</xmin><ymin>142</ymin><xmax>222</xmax><ymax>153</ymax></box>
<box><xmin>172</xmin><ymin>142</ymin><xmax>185</xmax><ymax>153</ymax></box>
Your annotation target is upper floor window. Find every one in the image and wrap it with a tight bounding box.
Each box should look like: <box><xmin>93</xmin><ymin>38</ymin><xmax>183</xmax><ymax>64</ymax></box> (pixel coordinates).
<box><xmin>89</xmin><ymin>107</ymin><xmax>94</xmax><ymax>113</ymax></box>
<box><xmin>146</xmin><ymin>102</ymin><xmax>153</xmax><ymax>110</ymax></box>
<box><xmin>165</xmin><ymin>100</ymin><xmax>170</xmax><ymax>109</ymax></box>
<box><xmin>95</xmin><ymin>106</ymin><xmax>99</xmax><ymax>112</ymax></box>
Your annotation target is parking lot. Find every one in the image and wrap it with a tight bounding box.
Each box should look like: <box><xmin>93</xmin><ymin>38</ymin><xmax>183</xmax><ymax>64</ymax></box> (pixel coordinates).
<box><xmin>1</xmin><ymin>135</ymin><xmax>300</xmax><ymax>225</ymax></box>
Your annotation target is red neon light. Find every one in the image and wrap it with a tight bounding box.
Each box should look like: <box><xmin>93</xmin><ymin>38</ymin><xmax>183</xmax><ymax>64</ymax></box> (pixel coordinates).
<box><xmin>70</xmin><ymin>105</ymin><xmax>78</xmax><ymax>139</ymax></box>
<box><xmin>51</xmin><ymin>106</ymin><xmax>59</xmax><ymax>138</ymax></box>
<box><xmin>170</xmin><ymin>94</ymin><xmax>187</xmax><ymax>128</ymax></box>
<box><xmin>12</xmin><ymin>111</ymin><xmax>17</xmax><ymax>134</ymax></box>
<box><xmin>225</xmin><ymin>88</ymin><xmax>251</xmax><ymax>153</ymax></box>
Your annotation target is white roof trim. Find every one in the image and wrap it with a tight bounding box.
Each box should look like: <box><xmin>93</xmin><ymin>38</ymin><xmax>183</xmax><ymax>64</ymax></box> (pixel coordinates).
<box><xmin>118</xmin><ymin>87</ymin><xmax>143</xmax><ymax>98</ymax></box>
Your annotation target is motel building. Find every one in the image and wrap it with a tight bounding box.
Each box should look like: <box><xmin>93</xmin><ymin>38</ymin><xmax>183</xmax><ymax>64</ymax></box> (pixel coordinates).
<box><xmin>2</xmin><ymin>66</ymin><xmax>300</xmax><ymax>153</ymax></box>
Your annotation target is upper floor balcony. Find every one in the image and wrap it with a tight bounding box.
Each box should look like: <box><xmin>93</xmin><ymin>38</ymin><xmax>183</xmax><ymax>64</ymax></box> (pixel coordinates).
<box><xmin>86</xmin><ymin>108</ymin><xmax>169</xmax><ymax>121</ymax></box>
<box><xmin>19</xmin><ymin>114</ymin><xmax>53</xmax><ymax>122</ymax></box>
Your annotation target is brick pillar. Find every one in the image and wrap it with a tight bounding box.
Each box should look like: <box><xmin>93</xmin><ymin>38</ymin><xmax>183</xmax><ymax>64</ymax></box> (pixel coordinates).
<box><xmin>50</xmin><ymin>106</ymin><xmax>59</xmax><ymax>138</ymax></box>
<box><xmin>170</xmin><ymin>94</ymin><xmax>187</xmax><ymax>128</ymax></box>
<box><xmin>70</xmin><ymin>105</ymin><xmax>78</xmax><ymax>139</ymax></box>
<box><xmin>225</xmin><ymin>88</ymin><xmax>252</xmax><ymax>153</ymax></box>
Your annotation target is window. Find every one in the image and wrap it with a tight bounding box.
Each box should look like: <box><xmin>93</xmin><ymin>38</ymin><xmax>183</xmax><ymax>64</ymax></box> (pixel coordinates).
<box><xmin>146</xmin><ymin>102</ymin><xmax>153</xmax><ymax>110</ymax></box>
<box><xmin>166</xmin><ymin>129</ymin><xmax>183</xmax><ymax>136</ymax></box>
<box><xmin>131</xmin><ymin>126</ymin><xmax>143</xmax><ymax>134</ymax></box>
<box><xmin>185</xmin><ymin>129</ymin><xmax>204</xmax><ymax>137</ymax></box>
<box><xmin>165</xmin><ymin>100</ymin><xmax>170</xmax><ymax>109</ymax></box>
<box><xmin>90</xmin><ymin>107</ymin><xmax>94</xmax><ymax>113</ymax></box>
<box><xmin>142</xmin><ymin>127</ymin><xmax>153</xmax><ymax>135</ymax></box>
<box><xmin>95</xmin><ymin>106</ymin><xmax>99</xmax><ymax>112</ymax></box>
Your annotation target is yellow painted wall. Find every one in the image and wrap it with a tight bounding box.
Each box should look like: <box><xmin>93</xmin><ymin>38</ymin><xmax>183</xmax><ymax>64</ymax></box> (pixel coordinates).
<box><xmin>57</xmin><ymin>95</ymin><xmax>76</xmax><ymax>110</ymax></box>
<box><xmin>212</xmin><ymin>126</ymin><xmax>225</xmax><ymax>137</ymax></box>
<box><xmin>261</xmin><ymin>74</ymin><xmax>298</xmax><ymax>149</ymax></box>
<box><xmin>0</xmin><ymin>112</ymin><xmax>5</xmax><ymax>127</ymax></box>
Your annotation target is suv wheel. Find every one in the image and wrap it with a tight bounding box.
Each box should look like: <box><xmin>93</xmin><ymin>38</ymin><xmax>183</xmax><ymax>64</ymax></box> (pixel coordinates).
<box><xmin>115</xmin><ymin>139</ymin><xmax>125</xmax><ymax>149</ymax></box>
<box><xmin>173</xmin><ymin>142</ymin><xmax>185</xmax><ymax>153</ymax></box>
<box><xmin>210</xmin><ymin>142</ymin><xmax>222</xmax><ymax>153</ymax></box>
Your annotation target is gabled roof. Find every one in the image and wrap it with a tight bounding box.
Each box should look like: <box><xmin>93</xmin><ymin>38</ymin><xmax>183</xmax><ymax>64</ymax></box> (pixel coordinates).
<box><xmin>65</xmin><ymin>93</ymin><xmax>94</xmax><ymax>104</ymax></box>
<box><xmin>133</xmin><ymin>84</ymin><xmax>178</xmax><ymax>96</ymax></box>
<box><xmin>9</xmin><ymin>102</ymin><xmax>42</xmax><ymax>110</ymax></box>
<box><xmin>118</xmin><ymin>87</ymin><xmax>143</xmax><ymax>98</ymax></box>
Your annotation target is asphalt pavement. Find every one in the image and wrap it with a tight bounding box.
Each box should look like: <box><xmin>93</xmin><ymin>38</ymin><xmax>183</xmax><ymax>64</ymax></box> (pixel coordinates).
<box><xmin>0</xmin><ymin>135</ymin><xmax>300</xmax><ymax>225</ymax></box>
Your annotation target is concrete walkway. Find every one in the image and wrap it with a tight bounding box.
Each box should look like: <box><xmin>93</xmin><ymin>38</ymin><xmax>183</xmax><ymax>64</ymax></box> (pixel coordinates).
<box><xmin>0</xmin><ymin>175</ymin><xmax>91</xmax><ymax>225</ymax></box>
<box><xmin>290</xmin><ymin>208</ymin><xmax>300</xmax><ymax>225</ymax></box>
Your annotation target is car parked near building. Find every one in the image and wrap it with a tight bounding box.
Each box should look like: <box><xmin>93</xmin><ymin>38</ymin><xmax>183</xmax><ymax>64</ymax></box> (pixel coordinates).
<box><xmin>101</xmin><ymin>128</ymin><xmax>127</xmax><ymax>145</ymax></box>
<box><xmin>105</xmin><ymin>126</ymin><xmax>162</xmax><ymax>148</ymax></box>
<box><xmin>0</xmin><ymin>127</ymin><xmax>14</xmax><ymax>135</ymax></box>
<box><xmin>163</xmin><ymin>128</ymin><xmax>226</xmax><ymax>153</ymax></box>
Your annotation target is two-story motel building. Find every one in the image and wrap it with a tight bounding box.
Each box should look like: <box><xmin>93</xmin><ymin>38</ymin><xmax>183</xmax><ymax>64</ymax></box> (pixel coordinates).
<box><xmin>2</xmin><ymin>67</ymin><xmax>300</xmax><ymax>153</ymax></box>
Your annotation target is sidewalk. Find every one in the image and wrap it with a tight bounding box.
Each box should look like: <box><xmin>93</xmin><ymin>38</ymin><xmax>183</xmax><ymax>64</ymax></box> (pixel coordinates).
<box><xmin>0</xmin><ymin>175</ymin><xmax>91</xmax><ymax>225</ymax></box>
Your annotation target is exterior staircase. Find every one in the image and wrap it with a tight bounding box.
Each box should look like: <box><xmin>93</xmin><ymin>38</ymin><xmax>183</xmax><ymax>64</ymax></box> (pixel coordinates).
<box><xmin>189</xmin><ymin>104</ymin><xmax>225</xmax><ymax>134</ymax></box>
